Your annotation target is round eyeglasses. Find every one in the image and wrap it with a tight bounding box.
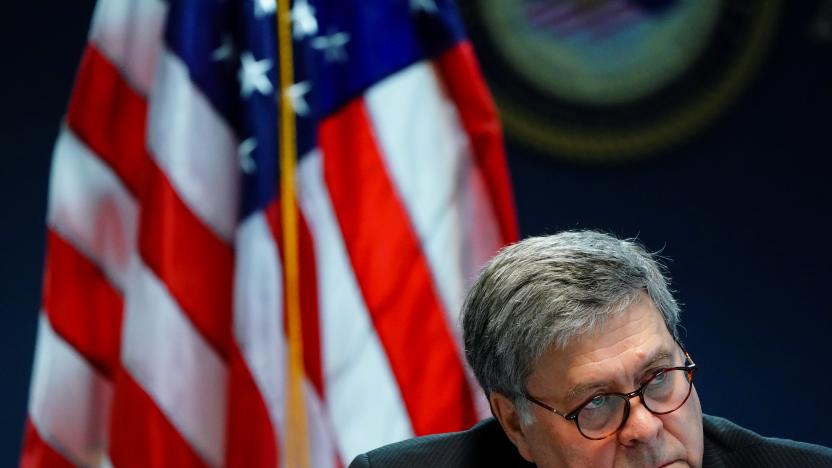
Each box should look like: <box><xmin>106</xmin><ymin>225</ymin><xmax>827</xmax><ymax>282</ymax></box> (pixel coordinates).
<box><xmin>524</xmin><ymin>345</ymin><xmax>697</xmax><ymax>440</ymax></box>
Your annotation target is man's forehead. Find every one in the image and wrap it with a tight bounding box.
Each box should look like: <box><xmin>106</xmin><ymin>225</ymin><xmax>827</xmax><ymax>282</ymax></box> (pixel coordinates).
<box><xmin>527</xmin><ymin>297</ymin><xmax>675</xmax><ymax>397</ymax></box>
<box><xmin>562</xmin><ymin>328</ymin><xmax>674</xmax><ymax>372</ymax></box>
<box><xmin>565</xmin><ymin>296</ymin><xmax>668</xmax><ymax>354</ymax></box>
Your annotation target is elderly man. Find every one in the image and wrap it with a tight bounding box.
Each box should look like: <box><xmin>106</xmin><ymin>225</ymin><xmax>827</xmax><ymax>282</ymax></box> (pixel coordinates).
<box><xmin>349</xmin><ymin>231</ymin><xmax>832</xmax><ymax>467</ymax></box>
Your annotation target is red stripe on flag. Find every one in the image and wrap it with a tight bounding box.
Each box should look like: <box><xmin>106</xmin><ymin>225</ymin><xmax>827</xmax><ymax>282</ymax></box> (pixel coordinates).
<box><xmin>42</xmin><ymin>229</ymin><xmax>124</xmax><ymax>378</ymax></box>
<box><xmin>109</xmin><ymin>368</ymin><xmax>208</xmax><ymax>468</ymax></box>
<box><xmin>225</xmin><ymin>344</ymin><xmax>279</xmax><ymax>468</ymax></box>
<box><xmin>436</xmin><ymin>43</ymin><xmax>519</xmax><ymax>244</ymax></box>
<box><xmin>66</xmin><ymin>44</ymin><xmax>149</xmax><ymax>198</ymax></box>
<box><xmin>19</xmin><ymin>419</ymin><xmax>75</xmax><ymax>468</ymax></box>
<box><xmin>264</xmin><ymin>198</ymin><xmax>325</xmax><ymax>396</ymax></box>
<box><xmin>320</xmin><ymin>99</ymin><xmax>478</xmax><ymax>435</ymax></box>
<box><xmin>138</xmin><ymin>162</ymin><xmax>234</xmax><ymax>358</ymax></box>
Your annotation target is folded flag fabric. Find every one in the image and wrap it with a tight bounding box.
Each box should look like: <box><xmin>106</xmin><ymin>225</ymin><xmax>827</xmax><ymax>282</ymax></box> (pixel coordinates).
<box><xmin>21</xmin><ymin>0</ymin><xmax>518</xmax><ymax>466</ymax></box>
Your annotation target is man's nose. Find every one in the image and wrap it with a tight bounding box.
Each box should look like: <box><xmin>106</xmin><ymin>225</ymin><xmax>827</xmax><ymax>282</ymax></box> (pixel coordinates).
<box><xmin>617</xmin><ymin>398</ymin><xmax>662</xmax><ymax>446</ymax></box>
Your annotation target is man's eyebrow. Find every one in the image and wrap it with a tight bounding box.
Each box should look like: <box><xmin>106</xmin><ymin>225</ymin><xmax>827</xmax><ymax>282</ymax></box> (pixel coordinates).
<box><xmin>566</xmin><ymin>381</ymin><xmax>608</xmax><ymax>402</ymax></box>
<box><xmin>564</xmin><ymin>348</ymin><xmax>676</xmax><ymax>401</ymax></box>
<box><xmin>637</xmin><ymin>349</ymin><xmax>676</xmax><ymax>379</ymax></box>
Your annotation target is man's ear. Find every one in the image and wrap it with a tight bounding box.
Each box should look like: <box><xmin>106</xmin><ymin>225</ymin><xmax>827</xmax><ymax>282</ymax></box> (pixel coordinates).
<box><xmin>489</xmin><ymin>392</ymin><xmax>535</xmax><ymax>463</ymax></box>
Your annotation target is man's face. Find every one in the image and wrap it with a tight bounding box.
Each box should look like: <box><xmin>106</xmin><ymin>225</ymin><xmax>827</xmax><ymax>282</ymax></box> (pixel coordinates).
<box><xmin>492</xmin><ymin>294</ymin><xmax>703</xmax><ymax>468</ymax></box>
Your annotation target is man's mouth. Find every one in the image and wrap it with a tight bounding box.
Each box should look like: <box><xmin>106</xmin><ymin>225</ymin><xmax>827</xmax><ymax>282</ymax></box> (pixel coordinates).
<box><xmin>657</xmin><ymin>460</ymin><xmax>684</xmax><ymax>468</ymax></box>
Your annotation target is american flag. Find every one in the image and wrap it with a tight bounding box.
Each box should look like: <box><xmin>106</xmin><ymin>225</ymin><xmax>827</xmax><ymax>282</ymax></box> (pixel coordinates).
<box><xmin>21</xmin><ymin>0</ymin><xmax>518</xmax><ymax>466</ymax></box>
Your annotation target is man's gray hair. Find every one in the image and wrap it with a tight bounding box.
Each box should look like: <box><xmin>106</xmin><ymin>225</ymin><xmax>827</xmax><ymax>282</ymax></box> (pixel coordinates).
<box><xmin>462</xmin><ymin>230</ymin><xmax>680</xmax><ymax>422</ymax></box>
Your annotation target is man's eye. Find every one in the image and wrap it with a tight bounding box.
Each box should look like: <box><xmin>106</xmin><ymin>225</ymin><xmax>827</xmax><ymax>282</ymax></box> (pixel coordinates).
<box><xmin>585</xmin><ymin>395</ymin><xmax>608</xmax><ymax>410</ymax></box>
<box><xmin>649</xmin><ymin>371</ymin><xmax>668</xmax><ymax>385</ymax></box>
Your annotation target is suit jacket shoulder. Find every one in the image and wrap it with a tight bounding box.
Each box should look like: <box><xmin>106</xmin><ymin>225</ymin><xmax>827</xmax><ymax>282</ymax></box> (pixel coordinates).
<box><xmin>348</xmin><ymin>418</ymin><xmax>533</xmax><ymax>468</ymax></box>
<box><xmin>703</xmin><ymin>414</ymin><xmax>832</xmax><ymax>467</ymax></box>
<box><xmin>350</xmin><ymin>414</ymin><xmax>832</xmax><ymax>467</ymax></box>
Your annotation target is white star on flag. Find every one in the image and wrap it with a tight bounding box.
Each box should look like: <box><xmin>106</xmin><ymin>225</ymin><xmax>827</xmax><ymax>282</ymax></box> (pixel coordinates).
<box><xmin>254</xmin><ymin>0</ymin><xmax>276</xmax><ymax>17</ymax></box>
<box><xmin>410</xmin><ymin>0</ymin><xmax>438</xmax><ymax>13</ymax></box>
<box><xmin>212</xmin><ymin>34</ymin><xmax>235</xmax><ymax>62</ymax></box>
<box><xmin>239</xmin><ymin>52</ymin><xmax>273</xmax><ymax>97</ymax></box>
<box><xmin>311</xmin><ymin>32</ymin><xmax>351</xmax><ymax>62</ymax></box>
<box><xmin>286</xmin><ymin>81</ymin><xmax>312</xmax><ymax>116</ymax></box>
<box><xmin>238</xmin><ymin>137</ymin><xmax>258</xmax><ymax>173</ymax></box>
<box><xmin>292</xmin><ymin>0</ymin><xmax>319</xmax><ymax>39</ymax></box>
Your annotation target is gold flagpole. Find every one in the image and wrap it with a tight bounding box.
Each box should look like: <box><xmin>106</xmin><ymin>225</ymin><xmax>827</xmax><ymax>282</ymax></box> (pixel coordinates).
<box><xmin>276</xmin><ymin>0</ymin><xmax>310</xmax><ymax>466</ymax></box>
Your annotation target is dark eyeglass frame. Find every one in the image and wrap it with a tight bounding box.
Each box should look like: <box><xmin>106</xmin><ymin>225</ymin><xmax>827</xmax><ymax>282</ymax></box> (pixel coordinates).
<box><xmin>523</xmin><ymin>342</ymin><xmax>697</xmax><ymax>440</ymax></box>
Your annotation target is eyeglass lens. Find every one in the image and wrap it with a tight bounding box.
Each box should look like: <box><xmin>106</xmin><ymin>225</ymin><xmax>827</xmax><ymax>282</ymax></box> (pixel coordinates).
<box><xmin>576</xmin><ymin>368</ymin><xmax>693</xmax><ymax>439</ymax></box>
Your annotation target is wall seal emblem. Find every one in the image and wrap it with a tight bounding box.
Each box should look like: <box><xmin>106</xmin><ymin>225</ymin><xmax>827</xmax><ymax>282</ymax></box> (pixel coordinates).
<box><xmin>462</xmin><ymin>0</ymin><xmax>780</xmax><ymax>162</ymax></box>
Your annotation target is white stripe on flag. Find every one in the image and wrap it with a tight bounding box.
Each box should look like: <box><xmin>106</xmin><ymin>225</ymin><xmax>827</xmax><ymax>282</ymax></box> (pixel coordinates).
<box><xmin>456</xmin><ymin>153</ymin><xmax>503</xmax><ymax>293</ymax></box>
<box><xmin>234</xmin><ymin>211</ymin><xmax>341</xmax><ymax>467</ymax></box>
<box><xmin>297</xmin><ymin>150</ymin><xmax>414</xmax><ymax>461</ymax></box>
<box><xmin>121</xmin><ymin>260</ymin><xmax>228</xmax><ymax>467</ymax></box>
<box><xmin>233</xmin><ymin>212</ymin><xmax>287</xmax><ymax>445</ymax></box>
<box><xmin>303</xmin><ymin>380</ymin><xmax>340</xmax><ymax>468</ymax></box>
<box><xmin>366</xmin><ymin>60</ymin><xmax>472</xmax><ymax>330</ymax></box>
<box><xmin>365</xmin><ymin>60</ymin><xmax>501</xmax><ymax>419</ymax></box>
<box><xmin>28</xmin><ymin>314</ymin><xmax>113</xmax><ymax>467</ymax></box>
<box><xmin>46</xmin><ymin>128</ymin><xmax>138</xmax><ymax>290</ymax></box>
<box><xmin>147</xmin><ymin>49</ymin><xmax>241</xmax><ymax>241</ymax></box>
<box><xmin>88</xmin><ymin>0</ymin><xmax>167</xmax><ymax>94</ymax></box>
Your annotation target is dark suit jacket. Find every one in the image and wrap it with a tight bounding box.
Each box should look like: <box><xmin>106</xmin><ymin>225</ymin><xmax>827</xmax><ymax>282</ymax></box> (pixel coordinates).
<box><xmin>349</xmin><ymin>414</ymin><xmax>832</xmax><ymax>467</ymax></box>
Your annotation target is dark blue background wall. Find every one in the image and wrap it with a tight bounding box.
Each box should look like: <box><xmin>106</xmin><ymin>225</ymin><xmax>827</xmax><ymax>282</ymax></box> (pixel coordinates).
<box><xmin>2</xmin><ymin>1</ymin><xmax>830</xmax><ymax>465</ymax></box>
<box><xmin>502</xmin><ymin>0</ymin><xmax>832</xmax><ymax>451</ymax></box>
